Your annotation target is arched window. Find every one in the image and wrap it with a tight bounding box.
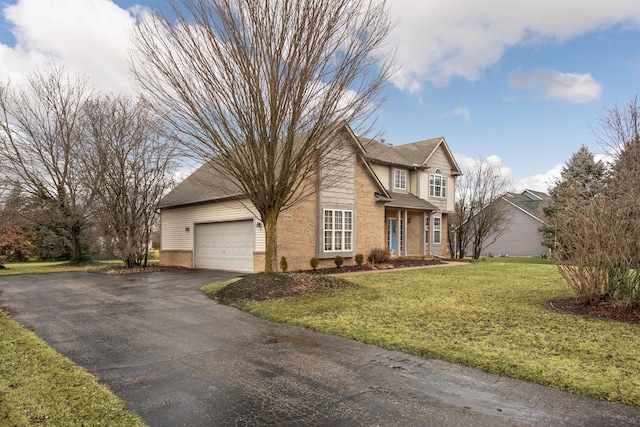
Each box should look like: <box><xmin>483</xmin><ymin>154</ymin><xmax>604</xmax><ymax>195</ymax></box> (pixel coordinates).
<box><xmin>429</xmin><ymin>168</ymin><xmax>446</xmax><ymax>198</ymax></box>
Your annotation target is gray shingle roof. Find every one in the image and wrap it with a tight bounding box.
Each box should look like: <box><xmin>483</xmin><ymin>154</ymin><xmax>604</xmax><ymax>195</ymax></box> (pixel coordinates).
<box><xmin>385</xmin><ymin>192</ymin><xmax>438</xmax><ymax>210</ymax></box>
<box><xmin>160</xmin><ymin>125</ymin><xmax>459</xmax><ymax>210</ymax></box>
<box><xmin>360</xmin><ymin>135</ymin><xmax>462</xmax><ymax>175</ymax></box>
<box><xmin>393</xmin><ymin>138</ymin><xmax>442</xmax><ymax>165</ymax></box>
<box><xmin>158</xmin><ymin>160</ymin><xmax>242</xmax><ymax>209</ymax></box>
<box><xmin>359</xmin><ymin>137</ymin><xmax>414</xmax><ymax>166</ymax></box>
<box><xmin>502</xmin><ymin>190</ymin><xmax>550</xmax><ymax>221</ymax></box>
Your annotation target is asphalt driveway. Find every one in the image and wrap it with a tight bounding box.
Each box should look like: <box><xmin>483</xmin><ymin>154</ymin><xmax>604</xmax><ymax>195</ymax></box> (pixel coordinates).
<box><xmin>1</xmin><ymin>270</ymin><xmax>639</xmax><ymax>426</ymax></box>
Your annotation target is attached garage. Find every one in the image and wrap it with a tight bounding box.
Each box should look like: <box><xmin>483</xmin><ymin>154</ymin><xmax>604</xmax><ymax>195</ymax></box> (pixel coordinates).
<box><xmin>195</xmin><ymin>220</ymin><xmax>255</xmax><ymax>272</ymax></box>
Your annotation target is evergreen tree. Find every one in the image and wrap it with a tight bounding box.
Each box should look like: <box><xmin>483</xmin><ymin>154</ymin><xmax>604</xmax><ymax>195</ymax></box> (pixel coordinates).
<box><xmin>540</xmin><ymin>145</ymin><xmax>606</xmax><ymax>248</ymax></box>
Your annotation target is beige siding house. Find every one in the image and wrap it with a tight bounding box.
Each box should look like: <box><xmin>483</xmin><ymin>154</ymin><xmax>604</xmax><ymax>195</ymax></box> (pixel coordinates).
<box><xmin>159</xmin><ymin>124</ymin><xmax>461</xmax><ymax>272</ymax></box>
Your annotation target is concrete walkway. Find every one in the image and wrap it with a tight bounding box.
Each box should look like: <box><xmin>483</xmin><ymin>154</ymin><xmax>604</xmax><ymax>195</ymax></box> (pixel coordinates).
<box><xmin>1</xmin><ymin>270</ymin><xmax>639</xmax><ymax>426</ymax></box>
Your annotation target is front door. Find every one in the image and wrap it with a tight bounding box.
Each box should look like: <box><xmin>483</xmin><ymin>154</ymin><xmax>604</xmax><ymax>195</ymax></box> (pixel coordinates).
<box><xmin>389</xmin><ymin>218</ymin><xmax>397</xmax><ymax>253</ymax></box>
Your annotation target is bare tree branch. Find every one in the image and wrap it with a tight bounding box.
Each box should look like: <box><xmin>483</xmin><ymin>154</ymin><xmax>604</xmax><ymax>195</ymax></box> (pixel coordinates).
<box><xmin>83</xmin><ymin>95</ymin><xmax>179</xmax><ymax>268</ymax></box>
<box><xmin>0</xmin><ymin>65</ymin><xmax>94</xmax><ymax>261</ymax></box>
<box><xmin>450</xmin><ymin>158</ymin><xmax>512</xmax><ymax>259</ymax></box>
<box><xmin>132</xmin><ymin>0</ymin><xmax>393</xmax><ymax>271</ymax></box>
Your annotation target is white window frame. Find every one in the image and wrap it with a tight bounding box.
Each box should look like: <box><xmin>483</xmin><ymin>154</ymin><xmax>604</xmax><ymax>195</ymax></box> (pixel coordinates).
<box><xmin>433</xmin><ymin>217</ymin><xmax>441</xmax><ymax>244</ymax></box>
<box><xmin>394</xmin><ymin>168</ymin><xmax>407</xmax><ymax>190</ymax></box>
<box><xmin>429</xmin><ymin>168</ymin><xmax>446</xmax><ymax>198</ymax></box>
<box><xmin>323</xmin><ymin>209</ymin><xmax>353</xmax><ymax>252</ymax></box>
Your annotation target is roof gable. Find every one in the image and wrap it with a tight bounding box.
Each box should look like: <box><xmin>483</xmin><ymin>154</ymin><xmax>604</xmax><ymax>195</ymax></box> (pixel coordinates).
<box><xmin>501</xmin><ymin>190</ymin><xmax>550</xmax><ymax>223</ymax></box>
<box><xmin>159</xmin><ymin>123</ymin><xmax>390</xmax><ymax>209</ymax></box>
<box><xmin>361</xmin><ymin>136</ymin><xmax>462</xmax><ymax>175</ymax></box>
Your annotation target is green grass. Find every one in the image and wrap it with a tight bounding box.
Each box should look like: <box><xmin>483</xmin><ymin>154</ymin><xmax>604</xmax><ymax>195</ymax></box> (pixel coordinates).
<box><xmin>0</xmin><ymin>309</ymin><xmax>146</xmax><ymax>426</ymax></box>
<box><xmin>0</xmin><ymin>260</ymin><xmax>124</xmax><ymax>276</ymax></box>
<box><xmin>211</xmin><ymin>258</ymin><xmax>640</xmax><ymax>407</ymax></box>
<box><xmin>200</xmin><ymin>277</ymin><xmax>242</xmax><ymax>296</ymax></box>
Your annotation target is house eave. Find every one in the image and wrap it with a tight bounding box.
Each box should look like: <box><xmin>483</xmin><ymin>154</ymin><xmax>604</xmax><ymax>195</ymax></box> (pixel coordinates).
<box><xmin>158</xmin><ymin>192</ymin><xmax>245</xmax><ymax>210</ymax></box>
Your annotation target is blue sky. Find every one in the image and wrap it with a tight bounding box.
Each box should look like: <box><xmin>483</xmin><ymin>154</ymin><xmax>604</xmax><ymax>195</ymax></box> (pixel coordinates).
<box><xmin>1</xmin><ymin>0</ymin><xmax>640</xmax><ymax>191</ymax></box>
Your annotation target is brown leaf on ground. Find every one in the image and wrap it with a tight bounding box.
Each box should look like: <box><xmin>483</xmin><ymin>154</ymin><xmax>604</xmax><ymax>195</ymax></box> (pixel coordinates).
<box><xmin>92</xmin><ymin>265</ymin><xmax>189</xmax><ymax>275</ymax></box>
<box><xmin>550</xmin><ymin>298</ymin><xmax>640</xmax><ymax>324</ymax></box>
<box><xmin>215</xmin><ymin>273</ymin><xmax>358</xmax><ymax>303</ymax></box>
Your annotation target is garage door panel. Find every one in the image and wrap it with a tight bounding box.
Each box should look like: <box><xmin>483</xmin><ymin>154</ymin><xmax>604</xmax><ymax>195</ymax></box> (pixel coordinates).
<box><xmin>195</xmin><ymin>221</ymin><xmax>254</xmax><ymax>272</ymax></box>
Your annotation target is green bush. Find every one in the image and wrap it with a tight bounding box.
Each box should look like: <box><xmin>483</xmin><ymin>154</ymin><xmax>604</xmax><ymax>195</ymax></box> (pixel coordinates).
<box><xmin>334</xmin><ymin>256</ymin><xmax>344</xmax><ymax>268</ymax></box>
<box><xmin>310</xmin><ymin>257</ymin><xmax>319</xmax><ymax>271</ymax></box>
<box><xmin>279</xmin><ymin>256</ymin><xmax>288</xmax><ymax>273</ymax></box>
<box><xmin>367</xmin><ymin>247</ymin><xmax>390</xmax><ymax>264</ymax></box>
<box><xmin>354</xmin><ymin>253</ymin><xmax>364</xmax><ymax>266</ymax></box>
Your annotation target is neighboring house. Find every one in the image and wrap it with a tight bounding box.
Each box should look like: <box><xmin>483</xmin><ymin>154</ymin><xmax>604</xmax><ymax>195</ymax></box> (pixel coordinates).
<box><xmin>158</xmin><ymin>123</ymin><xmax>461</xmax><ymax>272</ymax></box>
<box><xmin>479</xmin><ymin>189</ymin><xmax>550</xmax><ymax>257</ymax></box>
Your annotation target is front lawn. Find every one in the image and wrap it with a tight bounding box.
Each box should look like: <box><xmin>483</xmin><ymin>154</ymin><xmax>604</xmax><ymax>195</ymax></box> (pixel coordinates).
<box><xmin>206</xmin><ymin>258</ymin><xmax>640</xmax><ymax>407</ymax></box>
<box><xmin>0</xmin><ymin>309</ymin><xmax>146</xmax><ymax>426</ymax></box>
<box><xmin>0</xmin><ymin>260</ymin><xmax>124</xmax><ymax>276</ymax></box>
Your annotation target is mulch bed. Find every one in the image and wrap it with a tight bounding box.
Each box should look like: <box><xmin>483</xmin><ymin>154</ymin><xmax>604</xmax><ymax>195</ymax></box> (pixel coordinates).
<box><xmin>92</xmin><ymin>265</ymin><xmax>189</xmax><ymax>275</ymax></box>
<box><xmin>93</xmin><ymin>257</ymin><xmax>443</xmax><ymax>276</ymax></box>
<box><xmin>550</xmin><ymin>298</ymin><xmax>640</xmax><ymax>324</ymax></box>
<box><xmin>215</xmin><ymin>272</ymin><xmax>358</xmax><ymax>303</ymax></box>
<box><xmin>301</xmin><ymin>257</ymin><xmax>444</xmax><ymax>274</ymax></box>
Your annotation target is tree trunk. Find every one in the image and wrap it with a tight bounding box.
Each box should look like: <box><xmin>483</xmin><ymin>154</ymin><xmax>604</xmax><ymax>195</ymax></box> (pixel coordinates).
<box><xmin>126</xmin><ymin>254</ymin><xmax>137</xmax><ymax>268</ymax></box>
<box><xmin>71</xmin><ymin>225</ymin><xmax>83</xmax><ymax>261</ymax></box>
<box><xmin>472</xmin><ymin>237</ymin><xmax>482</xmax><ymax>260</ymax></box>
<box><xmin>263</xmin><ymin>208</ymin><xmax>279</xmax><ymax>273</ymax></box>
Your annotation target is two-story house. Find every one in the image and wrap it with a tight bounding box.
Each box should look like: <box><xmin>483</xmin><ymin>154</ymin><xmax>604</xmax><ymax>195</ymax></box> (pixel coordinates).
<box><xmin>158</xmin><ymin>123</ymin><xmax>461</xmax><ymax>272</ymax></box>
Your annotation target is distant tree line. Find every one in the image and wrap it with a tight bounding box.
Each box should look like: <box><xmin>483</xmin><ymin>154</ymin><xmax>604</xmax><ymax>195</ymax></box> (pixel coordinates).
<box><xmin>542</xmin><ymin>95</ymin><xmax>640</xmax><ymax>309</ymax></box>
<box><xmin>0</xmin><ymin>65</ymin><xmax>178</xmax><ymax>268</ymax></box>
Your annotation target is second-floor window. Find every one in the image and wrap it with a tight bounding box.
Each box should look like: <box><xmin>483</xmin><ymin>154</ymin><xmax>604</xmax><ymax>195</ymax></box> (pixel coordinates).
<box><xmin>394</xmin><ymin>169</ymin><xmax>407</xmax><ymax>190</ymax></box>
<box><xmin>429</xmin><ymin>168</ymin><xmax>446</xmax><ymax>198</ymax></box>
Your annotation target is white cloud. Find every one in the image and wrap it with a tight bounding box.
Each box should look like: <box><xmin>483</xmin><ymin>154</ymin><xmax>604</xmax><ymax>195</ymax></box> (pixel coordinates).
<box><xmin>507</xmin><ymin>69</ymin><xmax>602</xmax><ymax>103</ymax></box>
<box><xmin>513</xmin><ymin>164</ymin><xmax>562</xmax><ymax>193</ymax></box>
<box><xmin>454</xmin><ymin>153</ymin><xmax>514</xmax><ymax>185</ymax></box>
<box><xmin>444</xmin><ymin>106</ymin><xmax>471</xmax><ymax>120</ymax></box>
<box><xmin>388</xmin><ymin>0</ymin><xmax>640</xmax><ymax>91</ymax></box>
<box><xmin>456</xmin><ymin>152</ymin><xmax>562</xmax><ymax>194</ymax></box>
<box><xmin>1</xmin><ymin>0</ymin><xmax>140</xmax><ymax>93</ymax></box>
<box><xmin>3</xmin><ymin>0</ymin><xmax>640</xmax><ymax>99</ymax></box>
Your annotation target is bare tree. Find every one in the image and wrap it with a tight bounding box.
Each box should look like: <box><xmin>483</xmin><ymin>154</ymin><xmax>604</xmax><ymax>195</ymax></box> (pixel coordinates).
<box><xmin>0</xmin><ymin>66</ymin><xmax>94</xmax><ymax>261</ymax></box>
<box><xmin>132</xmin><ymin>0</ymin><xmax>393</xmax><ymax>272</ymax></box>
<box><xmin>548</xmin><ymin>97</ymin><xmax>640</xmax><ymax>308</ymax></box>
<box><xmin>451</xmin><ymin>158</ymin><xmax>512</xmax><ymax>259</ymax></box>
<box><xmin>448</xmin><ymin>184</ymin><xmax>472</xmax><ymax>259</ymax></box>
<box><xmin>83</xmin><ymin>95</ymin><xmax>178</xmax><ymax>268</ymax></box>
<box><xmin>594</xmin><ymin>96</ymin><xmax>640</xmax><ymax>307</ymax></box>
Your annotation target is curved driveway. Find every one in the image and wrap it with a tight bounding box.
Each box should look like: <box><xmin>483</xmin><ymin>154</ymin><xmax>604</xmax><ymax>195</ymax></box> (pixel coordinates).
<box><xmin>1</xmin><ymin>270</ymin><xmax>639</xmax><ymax>426</ymax></box>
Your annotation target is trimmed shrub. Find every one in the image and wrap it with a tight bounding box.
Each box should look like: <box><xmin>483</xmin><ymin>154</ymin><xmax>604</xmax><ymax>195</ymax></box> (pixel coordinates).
<box><xmin>354</xmin><ymin>253</ymin><xmax>364</xmax><ymax>266</ymax></box>
<box><xmin>334</xmin><ymin>256</ymin><xmax>344</xmax><ymax>268</ymax></box>
<box><xmin>367</xmin><ymin>247</ymin><xmax>390</xmax><ymax>264</ymax></box>
<box><xmin>310</xmin><ymin>257</ymin><xmax>319</xmax><ymax>271</ymax></box>
<box><xmin>279</xmin><ymin>256</ymin><xmax>288</xmax><ymax>273</ymax></box>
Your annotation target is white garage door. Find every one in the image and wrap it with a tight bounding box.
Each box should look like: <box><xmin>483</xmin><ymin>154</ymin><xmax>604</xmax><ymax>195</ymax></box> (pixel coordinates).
<box><xmin>195</xmin><ymin>220</ymin><xmax>254</xmax><ymax>272</ymax></box>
